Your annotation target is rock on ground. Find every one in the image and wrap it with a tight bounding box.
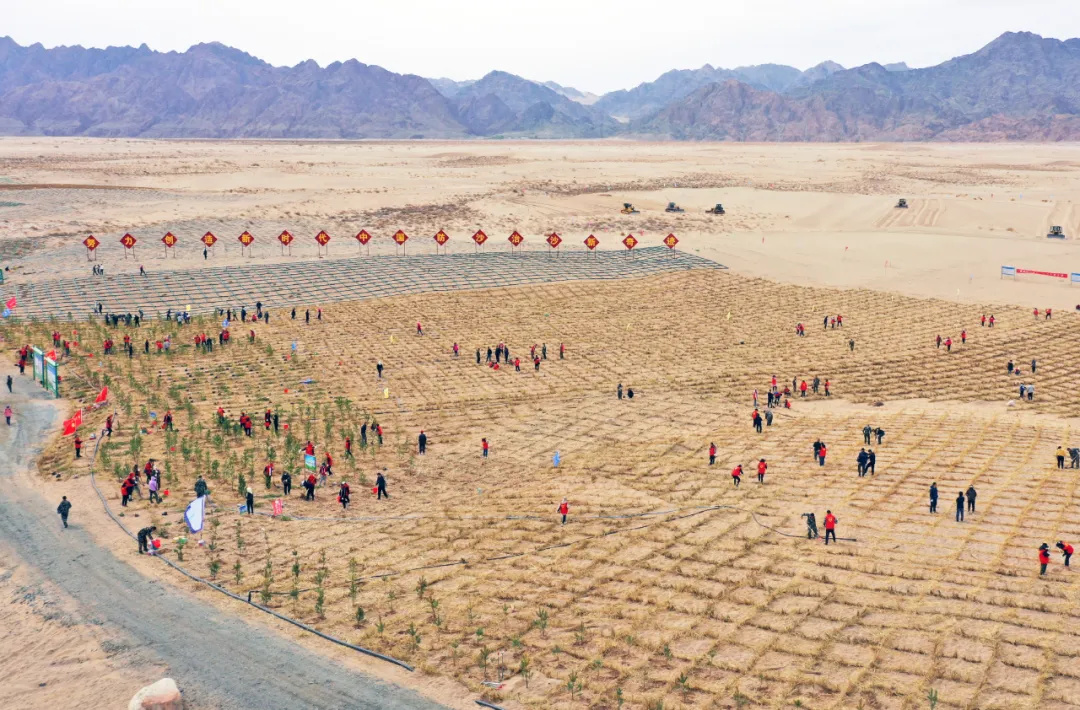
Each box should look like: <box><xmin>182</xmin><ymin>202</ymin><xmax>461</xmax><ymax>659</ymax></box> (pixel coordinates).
<box><xmin>128</xmin><ymin>678</ymin><xmax>182</xmax><ymax>710</ymax></box>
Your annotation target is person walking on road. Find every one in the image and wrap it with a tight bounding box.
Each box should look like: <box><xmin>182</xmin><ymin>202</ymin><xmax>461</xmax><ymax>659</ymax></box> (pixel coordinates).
<box><xmin>57</xmin><ymin>496</ymin><xmax>72</xmax><ymax>528</ymax></box>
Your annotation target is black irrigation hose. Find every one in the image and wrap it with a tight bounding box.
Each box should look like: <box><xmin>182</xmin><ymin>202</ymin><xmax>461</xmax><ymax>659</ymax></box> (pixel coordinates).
<box><xmin>84</xmin><ymin>423</ymin><xmax>415</xmax><ymax>672</ymax></box>
<box><xmin>475</xmin><ymin>702</ymin><xmax>506</xmax><ymax>710</ymax></box>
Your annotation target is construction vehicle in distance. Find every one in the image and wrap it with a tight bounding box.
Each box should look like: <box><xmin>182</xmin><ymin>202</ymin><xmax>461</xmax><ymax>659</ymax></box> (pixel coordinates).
<box><xmin>665</xmin><ymin>202</ymin><xmax>684</xmax><ymax>213</ymax></box>
<box><xmin>620</xmin><ymin>203</ymin><xmax>639</xmax><ymax>214</ymax></box>
<box><xmin>896</xmin><ymin>198</ymin><xmax>908</xmax><ymax>208</ymax></box>
<box><xmin>706</xmin><ymin>203</ymin><xmax>725</xmax><ymax>215</ymax></box>
<box><xmin>1048</xmin><ymin>225</ymin><xmax>1065</xmax><ymax>239</ymax></box>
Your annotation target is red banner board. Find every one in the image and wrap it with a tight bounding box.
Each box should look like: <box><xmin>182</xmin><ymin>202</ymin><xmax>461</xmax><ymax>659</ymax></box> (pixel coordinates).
<box><xmin>278</xmin><ymin>230</ymin><xmax>294</xmax><ymax>246</ymax></box>
<box><xmin>393</xmin><ymin>230</ymin><xmax>409</xmax><ymax>245</ymax></box>
<box><xmin>161</xmin><ymin>232</ymin><xmax>178</xmax><ymax>248</ymax></box>
<box><xmin>584</xmin><ymin>235</ymin><xmax>599</xmax><ymax>250</ymax></box>
<box><xmin>623</xmin><ymin>234</ymin><xmax>638</xmax><ymax>250</ymax></box>
<box><xmin>472</xmin><ymin>230</ymin><xmax>488</xmax><ymax>246</ymax></box>
<box><xmin>120</xmin><ymin>233</ymin><xmax>137</xmax><ymax>249</ymax></box>
<box><xmin>83</xmin><ymin>235</ymin><xmax>100</xmax><ymax>251</ymax></box>
<box><xmin>238</xmin><ymin>231</ymin><xmax>255</xmax><ymax>246</ymax></box>
<box><xmin>508</xmin><ymin>231</ymin><xmax>524</xmax><ymax>246</ymax></box>
<box><xmin>1016</xmin><ymin>268</ymin><xmax>1067</xmax><ymax>278</ymax></box>
<box><xmin>315</xmin><ymin>230</ymin><xmax>331</xmax><ymax>246</ymax></box>
<box><xmin>355</xmin><ymin>230</ymin><xmax>372</xmax><ymax>245</ymax></box>
<box><xmin>546</xmin><ymin>233</ymin><xmax>562</xmax><ymax>249</ymax></box>
<box><xmin>663</xmin><ymin>233</ymin><xmax>679</xmax><ymax>249</ymax></box>
<box><xmin>434</xmin><ymin>229</ymin><xmax>450</xmax><ymax>246</ymax></box>
<box><xmin>201</xmin><ymin>232</ymin><xmax>218</xmax><ymax>247</ymax></box>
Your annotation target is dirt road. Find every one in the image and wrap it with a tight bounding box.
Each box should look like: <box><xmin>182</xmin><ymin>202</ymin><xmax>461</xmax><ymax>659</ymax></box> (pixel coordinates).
<box><xmin>0</xmin><ymin>386</ymin><xmax>450</xmax><ymax>710</ymax></box>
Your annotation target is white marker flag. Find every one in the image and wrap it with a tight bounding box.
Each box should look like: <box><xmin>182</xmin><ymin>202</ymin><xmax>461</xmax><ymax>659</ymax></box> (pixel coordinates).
<box><xmin>184</xmin><ymin>495</ymin><xmax>206</xmax><ymax>534</ymax></box>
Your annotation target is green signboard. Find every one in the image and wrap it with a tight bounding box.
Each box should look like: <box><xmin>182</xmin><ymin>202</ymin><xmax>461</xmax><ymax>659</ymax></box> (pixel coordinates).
<box><xmin>31</xmin><ymin>346</ymin><xmax>43</xmax><ymax>384</ymax></box>
<box><xmin>44</xmin><ymin>358</ymin><xmax>59</xmax><ymax>398</ymax></box>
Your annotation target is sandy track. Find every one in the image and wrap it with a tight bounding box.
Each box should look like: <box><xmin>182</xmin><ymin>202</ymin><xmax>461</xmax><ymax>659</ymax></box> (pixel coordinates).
<box><xmin>0</xmin><ymin>386</ymin><xmax>449</xmax><ymax>710</ymax></box>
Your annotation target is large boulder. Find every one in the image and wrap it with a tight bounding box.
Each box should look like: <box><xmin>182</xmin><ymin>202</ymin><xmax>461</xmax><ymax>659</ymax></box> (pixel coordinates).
<box><xmin>128</xmin><ymin>678</ymin><xmax>182</xmax><ymax>710</ymax></box>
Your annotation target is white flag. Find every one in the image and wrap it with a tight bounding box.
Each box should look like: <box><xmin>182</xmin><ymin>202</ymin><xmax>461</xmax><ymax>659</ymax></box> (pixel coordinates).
<box><xmin>184</xmin><ymin>496</ymin><xmax>206</xmax><ymax>533</ymax></box>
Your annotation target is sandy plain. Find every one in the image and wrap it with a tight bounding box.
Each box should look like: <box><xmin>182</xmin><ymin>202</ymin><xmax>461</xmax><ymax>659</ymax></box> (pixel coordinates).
<box><xmin>3</xmin><ymin>140</ymin><xmax>1080</xmax><ymax>709</ymax></box>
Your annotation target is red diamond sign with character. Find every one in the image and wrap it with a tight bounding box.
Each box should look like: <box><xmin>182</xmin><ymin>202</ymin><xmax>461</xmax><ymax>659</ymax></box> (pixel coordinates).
<box><xmin>508</xmin><ymin>231</ymin><xmax>524</xmax><ymax>247</ymax></box>
<box><xmin>315</xmin><ymin>230</ymin><xmax>331</xmax><ymax>246</ymax></box>
<box><xmin>663</xmin><ymin>233</ymin><xmax>679</xmax><ymax>249</ymax></box>
<box><xmin>120</xmin><ymin>233</ymin><xmax>137</xmax><ymax>249</ymax></box>
<box><xmin>83</xmin><ymin>235</ymin><xmax>100</xmax><ymax>251</ymax></box>
<box><xmin>623</xmin><ymin>234</ymin><xmax>638</xmax><ymax>250</ymax></box>
<box><xmin>472</xmin><ymin>230</ymin><xmax>488</xmax><ymax>246</ymax></box>
<box><xmin>434</xmin><ymin>229</ymin><xmax>450</xmax><ymax>246</ymax></box>
<box><xmin>584</xmin><ymin>235</ymin><xmax>599</xmax><ymax>250</ymax></box>
<box><xmin>546</xmin><ymin>232</ymin><xmax>562</xmax><ymax>249</ymax></box>
<box><xmin>161</xmin><ymin>232</ymin><xmax>178</xmax><ymax>248</ymax></box>
<box><xmin>278</xmin><ymin>230</ymin><xmax>294</xmax><ymax>246</ymax></box>
<box><xmin>393</xmin><ymin>230</ymin><xmax>409</xmax><ymax>245</ymax></box>
<box><xmin>201</xmin><ymin>232</ymin><xmax>218</xmax><ymax>248</ymax></box>
<box><xmin>355</xmin><ymin>230</ymin><xmax>372</xmax><ymax>245</ymax></box>
<box><xmin>238</xmin><ymin>231</ymin><xmax>255</xmax><ymax>247</ymax></box>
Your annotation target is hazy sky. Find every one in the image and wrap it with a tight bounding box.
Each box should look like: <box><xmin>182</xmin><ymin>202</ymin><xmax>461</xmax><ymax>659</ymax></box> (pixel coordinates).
<box><xmin>8</xmin><ymin>0</ymin><xmax>1080</xmax><ymax>93</ymax></box>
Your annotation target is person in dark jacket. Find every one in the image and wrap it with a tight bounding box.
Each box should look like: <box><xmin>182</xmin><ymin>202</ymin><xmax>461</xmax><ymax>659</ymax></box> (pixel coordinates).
<box><xmin>137</xmin><ymin>526</ymin><xmax>157</xmax><ymax>553</ymax></box>
<box><xmin>856</xmin><ymin>449</ymin><xmax>868</xmax><ymax>476</ymax></box>
<box><xmin>194</xmin><ymin>476</ymin><xmax>208</xmax><ymax>498</ymax></box>
<box><xmin>929</xmin><ymin>482</ymin><xmax>938</xmax><ymax>513</ymax></box>
<box><xmin>376</xmin><ymin>471</ymin><xmax>389</xmax><ymax>499</ymax></box>
<box><xmin>418</xmin><ymin>430</ymin><xmax>427</xmax><ymax>455</ymax></box>
<box><xmin>339</xmin><ymin>481</ymin><xmax>351</xmax><ymax>510</ymax></box>
<box><xmin>245</xmin><ymin>488</ymin><xmax>255</xmax><ymax>514</ymax></box>
<box><xmin>57</xmin><ymin>496</ymin><xmax>72</xmax><ymax>528</ymax></box>
<box><xmin>867</xmin><ymin>449</ymin><xmax>876</xmax><ymax>474</ymax></box>
<box><xmin>956</xmin><ymin>492</ymin><xmax>965</xmax><ymax>522</ymax></box>
<box><xmin>966</xmin><ymin>486</ymin><xmax>977</xmax><ymax>513</ymax></box>
<box><xmin>281</xmin><ymin>470</ymin><xmax>292</xmax><ymax>496</ymax></box>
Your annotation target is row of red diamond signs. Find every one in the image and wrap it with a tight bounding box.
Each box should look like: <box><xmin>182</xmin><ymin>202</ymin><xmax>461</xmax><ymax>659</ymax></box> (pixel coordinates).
<box><xmin>82</xmin><ymin>230</ymin><xmax>680</xmax><ymax>253</ymax></box>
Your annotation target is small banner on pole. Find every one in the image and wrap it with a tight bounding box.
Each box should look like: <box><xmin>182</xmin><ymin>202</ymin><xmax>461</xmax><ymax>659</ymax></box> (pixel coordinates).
<box><xmin>623</xmin><ymin>234</ymin><xmax>638</xmax><ymax>250</ymax></box>
<box><xmin>201</xmin><ymin>232</ymin><xmax>218</xmax><ymax>248</ymax></box>
<box><xmin>663</xmin><ymin>233</ymin><xmax>679</xmax><ymax>249</ymax></box>
<box><xmin>546</xmin><ymin>232</ymin><xmax>562</xmax><ymax>249</ymax></box>
<box><xmin>584</xmin><ymin>235</ymin><xmax>599</xmax><ymax>250</ymax></box>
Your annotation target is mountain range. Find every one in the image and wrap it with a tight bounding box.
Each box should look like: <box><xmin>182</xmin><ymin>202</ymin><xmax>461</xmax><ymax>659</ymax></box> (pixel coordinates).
<box><xmin>1</xmin><ymin>32</ymin><xmax>1078</xmax><ymax>140</ymax></box>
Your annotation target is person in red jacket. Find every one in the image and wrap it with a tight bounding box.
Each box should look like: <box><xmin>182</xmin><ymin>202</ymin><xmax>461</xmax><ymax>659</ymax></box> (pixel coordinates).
<box><xmin>1034</xmin><ymin>307</ymin><xmax>1039</xmax><ymax>320</ymax></box>
<box><xmin>1057</xmin><ymin>541</ymin><xmax>1073</xmax><ymax>567</ymax></box>
<box><xmin>324</xmin><ymin>452</ymin><xmax>333</xmax><ymax>474</ymax></box>
<box><xmin>1040</xmin><ymin>543</ymin><xmax>1051</xmax><ymax>575</ymax></box>
<box><xmin>823</xmin><ymin>510</ymin><xmax>838</xmax><ymax>545</ymax></box>
<box><xmin>345</xmin><ymin>437</ymin><xmax>352</xmax><ymax>458</ymax></box>
<box><xmin>708</xmin><ymin>443</ymin><xmax>716</xmax><ymax>466</ymax></box>
<box><xmin>731</xmin><ymin>464</ymin><xmax>742</xmax><ymax>487</ymax></box>
<box><xmin>416</xmin><ymin>321</ymin><xmax>423</xmax><ymax>335</ymax></box>
<box><xmin>960</xmin><ymin>330</ymin><xmax>966</xmax><ymax>345</ymax></box>
<box><xmin>558</xmin><ymin>498</ymin><xmax>569</xmax><ymax>525</ymax></box>
<box><xmin>305</xmin><ymin>440</ymin><xmax>315</xmax><ymax>456</ymax></box>
<box><xmin>818</xmin><ymin>444</ymin><xmax>827</xmax><ymax>467</ymax></box>
<box><xmin>757</xmin><ymin>459</ymin><xmax>767</xmax><ymax>484</ymax></box>
<box><xmin>944</xmin><ymin>337</ymin><xmax>952</xmax><ymax>352</ymax></box>
<box><xmin>74</xmin><ymin>436</ymin><xmax>82</xmax><ymax>458</ymax></box>
<box><xmin>989</xmin><ymin>314</ymin><xmax>995</xmax><ymax>327</ymax></box>
<box><xmin>800</xmin><ymin>380</ymin><xmax>807</xmax><ymax>397</ymax></box>
<box><xmin>482</xmin><ymin>438</ymin><xmax>489</xmax><ymax>459</ymax></box>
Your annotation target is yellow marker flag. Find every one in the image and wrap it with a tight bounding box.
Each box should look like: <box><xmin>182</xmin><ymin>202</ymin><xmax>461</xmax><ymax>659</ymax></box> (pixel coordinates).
<box><xmin>726</xmin><ymin>311</ymin><xmax>731</xmax><ymax>321</ymax></box>
<box><xmin>383</xmin><ymin>387</ymin><xmax>389</xmax><ymax>399</ymax></box>
<box><xmin>390</xmin><ymin>335</ymin><xmax>395</xmax><ymax>344</ymax></box>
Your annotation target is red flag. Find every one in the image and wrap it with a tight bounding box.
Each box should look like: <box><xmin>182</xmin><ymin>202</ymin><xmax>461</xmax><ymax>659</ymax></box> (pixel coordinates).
<box><xmin>5</xmin><ymin>296</ymin><xmax>15</xmax><ymax>310</ymax></box>
<box><xmin>62</xmin><ymin>410</ymin><xmax>83</xmax><ymax>436</ymax></box>
<box><xmin>95</xmin><ymin>386</ymin><xmax>109</xmax><ymax>404</ymax></box>
<box><xmin>45</xmin><ymin>349</ymin><xmax>56</xmax><ymax>361</ymax></box>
